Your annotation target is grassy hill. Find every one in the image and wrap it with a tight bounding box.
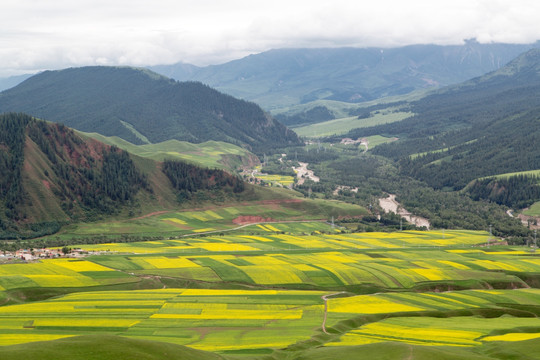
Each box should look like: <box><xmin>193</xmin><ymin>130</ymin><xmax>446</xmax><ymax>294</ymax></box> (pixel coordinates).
<box><xmin>2</xmin><ymin>334</ymin><xmax>540</xmax><ymax>360</ymax></box>
<box><xmin>80</xmin><ymin>132</ymin><xmax>259</xmax><ymax>172</ymax></box>
<box><xmin>0</xmin><ymin>335</ymin><xmax>224</xmax><ymax>360</ymax></box>
<box><xmin>0</xmin><ymin>66</ymin><xmax>301</xmax><ymax>153</ymax></box>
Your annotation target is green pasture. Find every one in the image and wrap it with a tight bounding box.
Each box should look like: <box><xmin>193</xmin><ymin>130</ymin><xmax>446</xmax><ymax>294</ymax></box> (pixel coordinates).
<box><xmin>523</xmin><ymin>201</ymin><xmax>540</xmax><ymax>216</ymax></box>
<box><xmin>292</xmin><ymin>111</ymin><xmax>412</xmax><ymax>137</ymax></box>
<box><xmin>80</xmin><ymin>132</ymin><xmax>256</xmax><ymax>171</ymax></box>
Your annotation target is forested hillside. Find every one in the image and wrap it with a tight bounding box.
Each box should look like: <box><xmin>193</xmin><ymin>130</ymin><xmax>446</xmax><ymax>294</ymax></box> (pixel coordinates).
<box><xmin>0</xmin><ymin>113</ymin><xmax>248</xmax><ymax>239</ymax></box>
<box><xmin>333</xmin><ymin>49</ymin><xmax>540</xmax><ymax>196</ymax></box>
<box><xmin>0</xmin><ymin>67</ymin><xmax>300</xmax><ymax>153</ymax></box>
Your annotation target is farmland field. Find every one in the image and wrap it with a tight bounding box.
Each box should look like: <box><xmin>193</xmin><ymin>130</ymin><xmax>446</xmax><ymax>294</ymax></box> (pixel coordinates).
<box><xmin>292</xmin><ymin>111</ymin><xmax>412</xmax><ymax>137</ymax></box>
<box><xmin>54</xmin><ymin>198</ymin><xmax>367</xmax><ymax>240</ymax></box>
<box><xmin>0</xmin><ymin>228</ymin><xmax>539</xmax><ymax>359</ymax></box>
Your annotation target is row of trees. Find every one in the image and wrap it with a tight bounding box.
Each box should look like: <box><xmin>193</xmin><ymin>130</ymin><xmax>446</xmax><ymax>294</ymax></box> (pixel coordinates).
<box><xmin>466</xmin><ymin>175</ymin><xmax>540</xmax><ymax>209</ymax></box>
<box><xmin>162</xmin><ymin>160</ymin><xmax>245</xmax><ymax>202</ymax></box>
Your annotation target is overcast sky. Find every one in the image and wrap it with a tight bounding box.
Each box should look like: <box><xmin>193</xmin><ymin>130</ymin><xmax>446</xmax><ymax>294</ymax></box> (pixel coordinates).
<box><xmin>1</xmin><ymin>0</ymin><xmax>540</xmax><ymax>76</ymax></box>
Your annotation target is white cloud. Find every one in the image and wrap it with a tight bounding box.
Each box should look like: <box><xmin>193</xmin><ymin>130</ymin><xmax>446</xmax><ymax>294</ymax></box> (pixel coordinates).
<box><xmin>1</xmin><ymin>0</ymin><xmax>540</xmax><ymax>76</ymax></box>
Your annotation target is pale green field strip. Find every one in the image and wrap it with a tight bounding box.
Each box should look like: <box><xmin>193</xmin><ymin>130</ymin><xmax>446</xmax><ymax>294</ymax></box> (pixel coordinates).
<box><xmin>523</xmin><ymin>200</ymin><xmax>540</xmax><ymax>216</ymax></box>
<box><xmin>82</xmin><ymin>132</ymin><xmax>253</xmax><ymax>170</ymax></box>
<box><xmin>293</xmin><ymin>111</ymin><xmax>413</xmax><ymax>137</ymax></box>
<box><xmin>409</xmin><ymin>139</ymin><xmax>478</xmax><ymax>160</ymax></box>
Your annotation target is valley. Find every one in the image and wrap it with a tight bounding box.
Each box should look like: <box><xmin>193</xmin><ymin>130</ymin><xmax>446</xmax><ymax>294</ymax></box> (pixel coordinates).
<box><xmin>0</xmin><ymin>45</ymin><xmax>540</xmax><ymax>360</ymax></box>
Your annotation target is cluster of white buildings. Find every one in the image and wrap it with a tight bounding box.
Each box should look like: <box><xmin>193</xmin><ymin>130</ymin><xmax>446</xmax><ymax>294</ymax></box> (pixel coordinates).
<box><xmin>0</xmin><ymin>248</ymin><xmax>88</xmax><ymax>262</ymax></box>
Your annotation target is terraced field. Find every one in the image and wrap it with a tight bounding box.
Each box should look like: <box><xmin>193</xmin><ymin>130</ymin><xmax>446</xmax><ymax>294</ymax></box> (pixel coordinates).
<box><xmin>0</xmin><ymin>229</ymin><xmax>539</xmax><ymax>359</ymax></box>
<box><xmin>56</xmin><ymin>199</ymin><xmax>366</xmax><ymax>240</ymax></box>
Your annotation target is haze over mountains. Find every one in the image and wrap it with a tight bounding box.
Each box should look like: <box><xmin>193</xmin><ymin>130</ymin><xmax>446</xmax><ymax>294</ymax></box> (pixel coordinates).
<box><xmin>150</xmin><ymin>41</ymin><xmax>539</xmax><ymax>109</ymax></box>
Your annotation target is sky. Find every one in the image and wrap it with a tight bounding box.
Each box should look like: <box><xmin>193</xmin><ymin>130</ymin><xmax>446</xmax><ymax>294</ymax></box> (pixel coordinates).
<box><xmin>1</xmin><ymin>0</ymin><xmax>540</xmax><ymax>76</ymax></box>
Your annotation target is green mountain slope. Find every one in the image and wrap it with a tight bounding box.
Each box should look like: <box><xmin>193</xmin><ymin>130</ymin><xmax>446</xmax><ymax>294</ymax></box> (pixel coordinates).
<box><xmin>367</xmin><ymin>49</ymin><xmax>540</xmax><ymax>189</ymax></box>
<box><xmin>0</xmin><ymin>66</ymin><xmax>300</xmax><ymax>153</ymax></box>
<box><xmin>0</xmin><ymin>113</ymin><xmax>247</xmax><ymax>239</ymax></box>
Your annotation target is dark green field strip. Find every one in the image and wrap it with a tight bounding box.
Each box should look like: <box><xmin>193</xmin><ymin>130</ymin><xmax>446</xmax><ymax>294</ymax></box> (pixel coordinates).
<box><xmin>193</xmin><ymin>258</ymin><xmax>255</xmax><ymax>283</ymax></box>
<box><xmin>306</xmin><ymin>265</ymin><xmax>345</xmax><ymax>286</ymax></box>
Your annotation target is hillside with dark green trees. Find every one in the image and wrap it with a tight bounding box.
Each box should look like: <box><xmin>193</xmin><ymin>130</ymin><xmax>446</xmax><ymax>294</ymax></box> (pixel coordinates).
<box><xmin>326</xmin><ymin>49</ymin><xmax>540</xmax><ymax>206</ymax></box>
<box><xmin>0</xmin><ymin>113</ymin><xmax>248</xmax><ymax>239</ymax></box>
<box><xmin>0</xmin><ymin>66</ymin><xmax>301</xmax><ymax>154</ymax></box>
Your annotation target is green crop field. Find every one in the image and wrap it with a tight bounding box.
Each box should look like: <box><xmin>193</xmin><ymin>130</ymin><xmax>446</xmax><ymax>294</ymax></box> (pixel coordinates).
<box><xmin>523</xmin><ymin>201</ymin><xmax>540</xmax><ymax>216</ymax></box>
<box><xmin>52</xmin><ymin>199</ymin><xmax>366</xmax><ymax>241</ymax></box>
<box><xmin>0</xmin><ymin>228</ymin><xmax>539</xmax><ymax>359</ymax></box>
<box><xmin>292</xmin><ymin>111</ymin><xmax>412</xmax><ymax>137</ymax></box>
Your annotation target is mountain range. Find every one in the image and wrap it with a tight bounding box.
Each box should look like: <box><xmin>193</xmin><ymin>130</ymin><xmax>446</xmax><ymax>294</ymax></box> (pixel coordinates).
<box><xmin>151</xmin><ymin>40</ymin><xmax>538</xmax><ymax>109</ymax></box>
<box><xmin>0</xmin><ymin>67</ymin><xmax>300</xmax><ymax>153</ymax></box>
<box><xmin>345</xmin><ymin>48</ymin><xmax>540</xmax><ymax>204</ymax></box>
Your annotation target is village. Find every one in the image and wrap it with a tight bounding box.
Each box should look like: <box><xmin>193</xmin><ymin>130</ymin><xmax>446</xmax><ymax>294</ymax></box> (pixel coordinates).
<box><xmin>0</xmin><ymin>247</ymin><xmax>103</xmax><ymax>263</ymax></box>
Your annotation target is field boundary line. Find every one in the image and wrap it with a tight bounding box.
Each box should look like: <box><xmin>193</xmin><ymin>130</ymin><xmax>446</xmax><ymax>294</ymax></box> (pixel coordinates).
<box><xmin>321</xmin><ymin>291</ymin><xmax>347</xmax><ymax>334</ymax></box>
<box><xmin>179</xmin><ymin>219</ymin><xmax>329</xmax><ymax>237</ymax></box>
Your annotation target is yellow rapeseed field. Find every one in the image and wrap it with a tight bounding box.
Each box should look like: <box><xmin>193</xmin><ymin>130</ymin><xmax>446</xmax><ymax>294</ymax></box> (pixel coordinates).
<box><xmin>197</xmin><ymin>243</ymin><xmax>257</xmax><ymax>251</ymax></box>
<box><xmin>482</xmin><ymin>333</ymin><xmax>540</xmax><ymax>342</ymax></box>
<box><xmin>334</xmin><ymin>323</ymin><xmax>482</xmax><ymax>347</ymax></box>
<box><xmin>328</xmin><ymin>294</ymin><xmax>425</xmax><ymax>314</ymax></box>
<box><xmin>411</xmin><ymin>268</ymin><xmax>447</xmax><ymax>281</ymax></box>
<box><xmin>437</xmin><ymin>260</ymin><xmax>471</xmax><ymax>270</ymax></box>
<box><xmin>0</xmin><ymin>334</ymin><xmax>75</xmax><ymax>346</ymax></box>
<box><xmin>50</xmin><ymin>259</ymin><xmax>112</xmax><ymax>272</ymax></box>
<box><xmin>193</xmin><ymin>228</ymin><xmax>215</xmax><ymax>233</ymax></box>
<box><xmin>142</xmin><ymin>257</ymin><xmax>200</xmax><ymax>269</ymax></box>
<box><xmin>163</xmin><ymin>217</ymin><xmax>187</xmax><ymax>225</ymax></box>
<box><xmin>257</xmin><ymin>224</ymin><xmax>271</xmax><ymax>231</ymax></box>
<box><xmin>239</xmin><ymin>235</ymin><xmax>274</xmax><ymax>242</ymax></box>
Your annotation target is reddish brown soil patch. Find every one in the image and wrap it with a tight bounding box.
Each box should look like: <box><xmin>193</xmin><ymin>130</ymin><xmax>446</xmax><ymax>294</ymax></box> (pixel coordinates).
<box><xmin>41</xmin><ymin>180</ymin><xmax>51</xmax><ymax>190</ymax></box>
<box><xmin>232</xmin><ymin>215</ymin><xmax>275</xmax><ymax>225</ymax></box>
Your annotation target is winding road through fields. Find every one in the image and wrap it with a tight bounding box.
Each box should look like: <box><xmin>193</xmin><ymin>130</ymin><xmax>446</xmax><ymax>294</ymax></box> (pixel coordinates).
<box><xmin>321</xmin><ymin>291</ymin><xmax>347</xmax><ymax>334</ymax></box>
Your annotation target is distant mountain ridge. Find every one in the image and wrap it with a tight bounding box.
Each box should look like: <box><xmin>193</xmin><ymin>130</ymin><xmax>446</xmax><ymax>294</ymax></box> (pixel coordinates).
<box><xmin>0</xmin><ymin>66</ymin><xmax>300</xmax><ymax>153</ymax></box>
<box><xmin>150</xmin><ymin>41</ymin><xmax>539</xmax><ymax>109</ymax></box>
